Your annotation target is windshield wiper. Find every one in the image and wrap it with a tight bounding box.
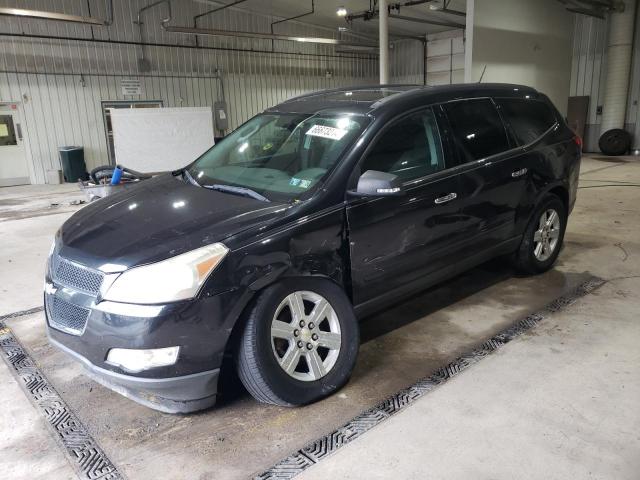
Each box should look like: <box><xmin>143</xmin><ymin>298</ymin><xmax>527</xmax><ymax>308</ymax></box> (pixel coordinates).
<box><xmin>203</xmin><ymin>184</ymin><xmax>270</xmax><ymax>202</ymax></box>
<box><xmin>182</xmin><ymin>169</ymin><xmax>200</xmax><ymax>186</ymax></box>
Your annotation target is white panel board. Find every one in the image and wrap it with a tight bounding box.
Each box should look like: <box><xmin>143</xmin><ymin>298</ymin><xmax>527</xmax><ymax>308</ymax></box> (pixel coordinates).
<box><xmin>111</xmin><ymin>107</ymin><xmax>214</xmax><ymax>173</ymax></box>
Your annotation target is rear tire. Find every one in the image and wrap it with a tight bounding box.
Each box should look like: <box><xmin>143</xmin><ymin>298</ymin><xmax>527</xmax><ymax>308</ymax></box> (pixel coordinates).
<box><xmin>513</xmin><ymin>194</ymin><xmax>566</xmax><ymax>274</ymax></box>
<box><xmin>236</xmin><ymin>278</ymin><xmax>359</xmax><ymax>406</ymax></box>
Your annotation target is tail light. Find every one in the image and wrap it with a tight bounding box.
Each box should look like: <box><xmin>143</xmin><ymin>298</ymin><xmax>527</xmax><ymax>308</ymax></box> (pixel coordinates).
<box><xmin>574</xmin><ymin>135</ymin><xmax>583</xmax><ymax>150</ymax></box>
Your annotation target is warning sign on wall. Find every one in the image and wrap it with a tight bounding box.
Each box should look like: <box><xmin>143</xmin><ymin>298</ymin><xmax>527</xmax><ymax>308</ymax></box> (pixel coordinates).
<box><xmin>121</xmin><ymin>78</ymin><xmax>142</xmax><ymax>96</ymax></box>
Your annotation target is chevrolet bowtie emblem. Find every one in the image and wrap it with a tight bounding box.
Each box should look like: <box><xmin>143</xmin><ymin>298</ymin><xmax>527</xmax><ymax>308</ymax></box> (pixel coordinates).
<box><xmin>44</xmin><ymin>282</ymin><xmax>58</xmax><ymax>295</ymax></box>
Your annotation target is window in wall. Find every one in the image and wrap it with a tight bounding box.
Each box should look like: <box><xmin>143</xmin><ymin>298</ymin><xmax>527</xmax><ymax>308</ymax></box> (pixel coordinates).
<box><xmin>0</xmin><ymin>115</ymin><xmax>17</xmax><ymax>146</ymax></box>
<box><xmin>443</xmin><ymin>99</ymin><xmax>510</xmax><ymax>162</ymax></box>
<box><xmin>102</xmin><ymin>101</ymin><xmax>163</xmax><ymax>164</ymax></box>
<box><xmin>361</xmin><ymin>108</ymin><xmax>445</xmax><ymax>182</ymax></box>
<box><xmin>496</xmin><ymin>98</ymin><xmax>557</xmax><ymax>146</ymax></box>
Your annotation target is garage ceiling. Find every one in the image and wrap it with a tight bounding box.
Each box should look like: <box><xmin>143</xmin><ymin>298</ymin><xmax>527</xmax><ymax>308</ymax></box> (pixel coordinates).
<box><xmin>193</xmin><ymin>0</ymin><xmax>466</xmax><ymax>37</ymax></box>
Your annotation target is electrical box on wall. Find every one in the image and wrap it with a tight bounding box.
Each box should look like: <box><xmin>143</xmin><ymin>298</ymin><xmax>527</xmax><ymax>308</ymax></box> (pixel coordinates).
<box><xmin>214</xmin><ymin>101</ymin><xmax>228</xmax><ymax>132</ymax></box>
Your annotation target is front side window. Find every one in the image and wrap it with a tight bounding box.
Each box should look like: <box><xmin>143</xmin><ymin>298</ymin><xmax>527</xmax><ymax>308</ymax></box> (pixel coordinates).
<box><xmin>188</xmin><ymin>113</ymin><xmax>368</xmax><ymax>201</ymax></box>
<box><xmin>443</xmin><ymin>99</ymin><xmax>510</xmax><ymax>162</ymax></box>
<box><xmin>361</xmin><ymin>108</ymin><xmax>445</xmax><ymax>182</ymax></box>
<box><xmin>496</xmin><ymin>98</ymin><xmax>557</xmax><ymax>145</ymax></box>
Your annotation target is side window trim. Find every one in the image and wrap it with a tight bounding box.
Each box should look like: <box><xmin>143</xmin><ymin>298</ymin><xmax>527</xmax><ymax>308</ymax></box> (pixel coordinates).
<box><xmin>352</xmin><ymin>105</ymin><xmax>451</xmax><ymax>188</ymax></box>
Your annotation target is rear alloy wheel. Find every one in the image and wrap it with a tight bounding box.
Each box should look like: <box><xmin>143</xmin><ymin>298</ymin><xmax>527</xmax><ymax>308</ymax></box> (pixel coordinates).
<box><xmin>236</xmin><ymin>279</ymin><xmax>359</xmax><ymax>406</ymax></box>
<box><xmin>513</xmin><ymin>193</ymin><xmax>566</xmax><ymax>274</ymax></box>
<box><xmin>532</xmin><ymin>208</ymin><xmax>561</xmax><ymax>262</ymax></box>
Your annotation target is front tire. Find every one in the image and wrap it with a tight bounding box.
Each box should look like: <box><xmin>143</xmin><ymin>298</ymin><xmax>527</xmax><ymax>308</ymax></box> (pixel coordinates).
<box><xmin>513</xmin><ymin>193</ymin><xmax>567</xmax><ymax>274</ymax></box>
<box><xmin>236</xmin><ymin>278</ymin><xmax>359</xmax><ymax>406</ymax></box>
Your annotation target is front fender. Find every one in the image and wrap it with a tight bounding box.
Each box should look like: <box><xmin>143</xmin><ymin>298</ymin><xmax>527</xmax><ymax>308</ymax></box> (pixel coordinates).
<box><xmin>225</xmin><ymin>205</ymin><xmax>350</xmax><ymax>298</ymax></box>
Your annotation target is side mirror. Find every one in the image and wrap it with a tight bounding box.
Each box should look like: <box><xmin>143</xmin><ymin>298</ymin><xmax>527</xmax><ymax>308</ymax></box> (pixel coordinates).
<box><xmin>352</xmin><ymin>170</ymin><xmax>404</xmax><ymax>197</ymax></box>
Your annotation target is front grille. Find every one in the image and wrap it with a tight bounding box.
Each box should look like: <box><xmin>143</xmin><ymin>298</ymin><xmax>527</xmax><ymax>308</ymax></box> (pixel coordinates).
<box><xmin>46</xmin><ymin>295</ymin><xmax>90</xmax><ymax>335</ymax></box>
<box><xmin>53</xmin><ymin>256</ymin><xmax>104</xmax><ymax>295</ymax></box>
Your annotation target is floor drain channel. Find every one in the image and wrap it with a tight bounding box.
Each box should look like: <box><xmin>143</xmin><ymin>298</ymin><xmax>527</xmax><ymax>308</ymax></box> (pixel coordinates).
<box><xmin>0</xmin><ymin>322</ymin><xmax>123</xmax><ymax>480</ymax></box>
<box><xmin>0</xmin><ymin>306</ymin><xmax>44</xmax><ymax>321</ymax></box>
<box><xmin>255</xmin><ymin>276</ymin><xmax>606</xmax><ymax>480</ymax></box>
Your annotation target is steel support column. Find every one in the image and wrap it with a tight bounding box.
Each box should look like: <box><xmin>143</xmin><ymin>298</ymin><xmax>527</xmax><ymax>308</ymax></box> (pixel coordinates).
<box><xmin>379</xmin><ymin>0</ymin><xmax>390</xmax><ymax>84</ymax></box>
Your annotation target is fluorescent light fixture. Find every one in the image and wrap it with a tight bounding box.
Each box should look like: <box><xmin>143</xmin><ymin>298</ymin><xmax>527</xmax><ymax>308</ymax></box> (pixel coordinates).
<box><xmin>336</xmin><ymin>6</ymin><xmax>348</xmax><ymax>16</ymax></box>
<box><xmin>107</xmin><ymin>346</ymin><xmax>180</xmax><ymax>373</ymax></box>
<box><xmin>338</xmin><ymin>26</ymin><xmax>348</xmax><ymax>32</ymax></box>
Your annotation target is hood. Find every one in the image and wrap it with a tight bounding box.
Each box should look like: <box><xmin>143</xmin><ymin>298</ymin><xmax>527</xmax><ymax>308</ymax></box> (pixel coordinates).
<box><xmin>59</xmin><ymin>174</ymin><xmax>289</xmax><ymax>269</ymax></box>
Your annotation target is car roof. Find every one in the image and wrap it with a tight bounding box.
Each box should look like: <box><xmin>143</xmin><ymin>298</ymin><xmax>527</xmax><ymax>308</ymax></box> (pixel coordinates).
<box><xmin>266</xmin><ymin>83</ymin><xmax>541</xmax><ymax>116</ymax></box>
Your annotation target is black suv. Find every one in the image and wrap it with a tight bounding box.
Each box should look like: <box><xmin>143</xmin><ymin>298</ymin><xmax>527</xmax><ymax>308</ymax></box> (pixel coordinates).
<box><xmin>46</xmin><ymin>84</ymin><xmax>581</xmax><ymax>413</ymax></box>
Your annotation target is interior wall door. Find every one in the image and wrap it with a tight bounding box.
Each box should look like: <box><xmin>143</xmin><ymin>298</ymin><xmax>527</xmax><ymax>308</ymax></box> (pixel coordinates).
<box><xmin>0</xmin><ymin>104</ymin><xmax>29</xmax><ymax>186</ymax></box>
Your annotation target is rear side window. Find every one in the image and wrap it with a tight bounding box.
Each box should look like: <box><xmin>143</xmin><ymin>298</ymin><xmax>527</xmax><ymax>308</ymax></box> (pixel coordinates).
<box><xmin>497</xmin><ymin>98</ymin><xmax>557</xmax><ymax>145</ymax></box>
<box><xmin>361</xmin><ymin>108</ymin><xmax>445</xmax><ymax>182</ymax></box>
<box><xmin>442</xmin><ymin>99</ymin><xmax>510</xmax><ymax>162</ymax></box>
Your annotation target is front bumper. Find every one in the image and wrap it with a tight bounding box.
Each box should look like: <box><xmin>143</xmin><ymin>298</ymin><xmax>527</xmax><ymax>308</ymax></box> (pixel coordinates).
<box><xmin>45</xmin><ymin>275</ymin><xmax>249</xmax><ymax>413</ymax></box>
<box><xmin>50</xmin><ymin>335</ymin><xmax>219</xmax><ymax>413</ymax></box>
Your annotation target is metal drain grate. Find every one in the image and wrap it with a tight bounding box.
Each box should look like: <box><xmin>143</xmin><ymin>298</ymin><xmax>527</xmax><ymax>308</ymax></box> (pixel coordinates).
<box><xmin>254</xmin><ymin>277</ymin><xmax>606</xmax><ymax>480</ymax></box>
<box><xmin>0</xmin><ymin>321</ymin><xmax>122</xmax><ymax>480</ymax></box>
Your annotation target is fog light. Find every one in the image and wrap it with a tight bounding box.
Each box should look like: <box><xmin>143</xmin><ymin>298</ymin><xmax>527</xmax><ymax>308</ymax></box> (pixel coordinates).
<box><xmin>106</xmin><ymin>346</ymin><xmax>179</xmax><ymax>373</ymax></box>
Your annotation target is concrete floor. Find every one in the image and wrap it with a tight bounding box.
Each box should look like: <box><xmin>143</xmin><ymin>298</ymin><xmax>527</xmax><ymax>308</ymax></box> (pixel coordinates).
<box><xmin>0</xmin><ymin>155</ymin><xmax>638</xmax><ymax>479</ymax></box>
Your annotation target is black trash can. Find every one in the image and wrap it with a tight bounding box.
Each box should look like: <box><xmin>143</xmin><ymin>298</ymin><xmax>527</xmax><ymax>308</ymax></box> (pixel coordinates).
<box><xmin>59</xmin><ymin>146</ymin><xmax>88</xmax><ymax>182</ymax></box>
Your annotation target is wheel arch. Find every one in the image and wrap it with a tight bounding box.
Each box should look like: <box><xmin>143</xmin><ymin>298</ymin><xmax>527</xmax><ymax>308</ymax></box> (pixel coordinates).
<box><xmin>220</xmin><ymin>273</ymin><xmax>348</xmax><ymax>378</ymax></box>
<box><xmin>547</xmin><ymin>184</ymin><xmax>569</xmax><ymax>212</ymax></box>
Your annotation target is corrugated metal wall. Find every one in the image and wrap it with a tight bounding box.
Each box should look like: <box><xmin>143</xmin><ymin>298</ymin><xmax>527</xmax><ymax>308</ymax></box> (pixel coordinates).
<box><xmin>0</xmin><ymin>0</ymin><xmax>386</xmax><ymax>183</ymax></box>
<box><xmin>390</xmin><ymin>39</ymin><xmax>425</xmax><ymax>85</ymax></box>
<box><xmin>570</xmin><ymin>7</ymin><xmax>640</xmax><ymax>152</ymax></box>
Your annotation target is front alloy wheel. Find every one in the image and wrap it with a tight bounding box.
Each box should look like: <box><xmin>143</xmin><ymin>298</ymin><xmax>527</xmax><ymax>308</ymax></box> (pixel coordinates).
<box><xmin>271</xmin><ymin>291</ymin><xmax>342</xmax><ymax>381</ymax></box>
<box><xmin>236</xmin><ymin>279</ymin><xmax>359</xmax><ymax>406</ymax></box>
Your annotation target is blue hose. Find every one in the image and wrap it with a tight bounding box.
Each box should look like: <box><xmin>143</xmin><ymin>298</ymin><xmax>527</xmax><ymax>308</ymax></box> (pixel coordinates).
<box><xmin>110</xmin><ymin>165</ymin><xmax>123</xmax><ymax>185</ymax></box>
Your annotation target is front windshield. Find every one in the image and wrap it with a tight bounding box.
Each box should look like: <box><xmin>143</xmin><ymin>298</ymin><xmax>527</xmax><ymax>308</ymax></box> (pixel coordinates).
<box><xmin>187</xmin><ymin>112</ymin><xmax>368</xmax><ymax>201</ymax></box>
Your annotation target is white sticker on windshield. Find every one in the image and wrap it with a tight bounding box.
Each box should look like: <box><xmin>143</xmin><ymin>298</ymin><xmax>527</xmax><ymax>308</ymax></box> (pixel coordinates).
<box><xmin>306</xmin><ymin>124</ymin><xmax>348</xmax><ymax>140</ymax></box>
<box><xmin>289</xmin><ymin>177</ymin><xmax>312</xmax><ymax>189</ymax></box>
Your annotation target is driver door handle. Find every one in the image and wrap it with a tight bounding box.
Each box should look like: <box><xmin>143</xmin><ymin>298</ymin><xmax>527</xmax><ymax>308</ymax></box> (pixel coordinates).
<box><xmin>434</xmin><ymin>192</ymin><xmax>457</xmax><ymax>204</ymax></box>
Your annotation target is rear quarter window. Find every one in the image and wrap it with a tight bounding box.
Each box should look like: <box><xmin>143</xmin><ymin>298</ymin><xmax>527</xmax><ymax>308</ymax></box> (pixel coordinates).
<box><xmin>496</xmin><ymin>98</ymin><xmax>558</xmax><ymax>146</ymax></box>
<box><xmin>442</xmin><ymin>98</ymin><xmax>510</xmax><ymax>163</ymax></box>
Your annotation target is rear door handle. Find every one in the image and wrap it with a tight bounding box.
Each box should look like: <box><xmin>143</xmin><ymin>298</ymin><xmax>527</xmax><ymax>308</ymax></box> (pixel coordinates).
<box><xmin>511</xmin><ymin>168</ymin><xmax>527</xmax><ymax>178</ymax></box>
<box><xmin>434</xmin><ymin>192</ymin><xmax>457</xmax><ymax>204</ymax></box>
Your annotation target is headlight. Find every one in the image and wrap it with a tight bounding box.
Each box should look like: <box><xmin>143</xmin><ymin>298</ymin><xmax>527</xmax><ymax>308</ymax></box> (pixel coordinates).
<box><xmin>106</xmin><ymin>346</ymin><xmax>179</xmax><ymax>373</ymax></box>
<box><xmin>103</xmin><ymin>243</ymin><xmax>228</xmax><ymax>304</ymax></box>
